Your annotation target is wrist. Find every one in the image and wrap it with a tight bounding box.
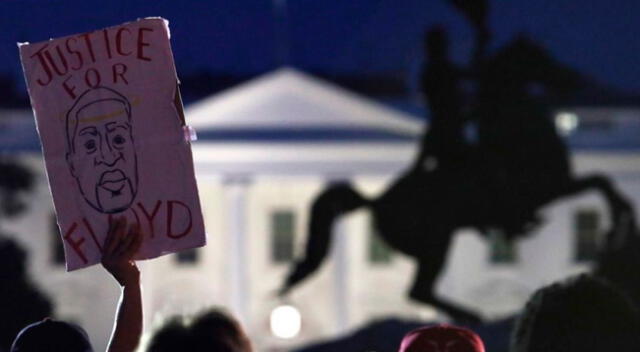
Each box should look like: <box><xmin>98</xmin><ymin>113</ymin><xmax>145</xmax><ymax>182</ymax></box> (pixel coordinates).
<box><xmin>118</xmin><ymin>271</ymin><xmax>140</xmax><ymax>288</ymax></box>
<box><xmin>122</xmin><ymin>277</ymin><xmax>141</xmax><ymax>291</ymax></box>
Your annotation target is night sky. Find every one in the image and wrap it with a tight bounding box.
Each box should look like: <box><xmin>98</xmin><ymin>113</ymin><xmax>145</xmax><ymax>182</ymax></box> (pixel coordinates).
<box><xmin>1</xmin><ymin>0</ymin><xmax>639</xmax><ymax>94</ymax></box>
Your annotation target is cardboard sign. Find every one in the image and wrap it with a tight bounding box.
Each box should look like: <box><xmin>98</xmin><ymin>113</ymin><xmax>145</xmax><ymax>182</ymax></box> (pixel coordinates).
<box><xmin>19</xmin><ymin>18</ymin><xmax>206</xmax><ymax>271</ymax></box>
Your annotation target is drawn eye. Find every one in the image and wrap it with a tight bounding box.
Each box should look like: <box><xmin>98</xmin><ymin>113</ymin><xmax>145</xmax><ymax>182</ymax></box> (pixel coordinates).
<box><xmin>113</xmin><ymin>135</ymin><xmax>126</xmax><ymax>146</ymax></box>
<box><xmin>84</xmin><ymin>140</ymin><xmax>96</xmax><ymax>151</ymax></box>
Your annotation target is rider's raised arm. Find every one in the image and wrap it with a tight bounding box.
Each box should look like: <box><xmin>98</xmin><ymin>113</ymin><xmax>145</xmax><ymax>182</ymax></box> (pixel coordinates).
<box><xmin>449</xmin><ymin>0</ymin><xmax>491</xmax><ymax>70</ymax></box>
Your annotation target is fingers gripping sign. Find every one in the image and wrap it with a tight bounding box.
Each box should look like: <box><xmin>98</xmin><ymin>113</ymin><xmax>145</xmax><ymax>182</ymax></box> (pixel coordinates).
<box><xmin>102</xmin><ymin>216</ymin><xmax>142</xmax><ymax>286</ymax></box>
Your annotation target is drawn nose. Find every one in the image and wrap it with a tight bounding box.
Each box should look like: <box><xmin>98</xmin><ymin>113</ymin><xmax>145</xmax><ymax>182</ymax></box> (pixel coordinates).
<box><xmin>97</xmin><ymin>136</ymin><xmax>119</xmax><ymax>167</ymax></box>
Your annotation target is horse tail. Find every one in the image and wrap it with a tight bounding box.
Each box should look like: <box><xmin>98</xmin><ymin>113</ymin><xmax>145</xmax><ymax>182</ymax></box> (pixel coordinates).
<box><xmin>280</xmin><ymin>183</ymin><xmax>369</xmax><ymax>295</ymax></box>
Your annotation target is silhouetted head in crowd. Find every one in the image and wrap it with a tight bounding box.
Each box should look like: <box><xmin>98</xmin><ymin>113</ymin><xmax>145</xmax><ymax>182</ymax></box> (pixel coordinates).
<box><xmin>147</xmin><ymin>308</ymin><xmax>252</xmax><ymax>352</ymax></box>
<box><xmin>511</xmin><ymin>274</ymin><xmax>640</xmax><ymax>352</ymax></box>
<box><xmin>190</xmin><ymin>310</ymin><xmax>252</xmax><ymax>351</ymax></box>
<box><xmin>398</xmin><ymin>324</ymin><xmax>485</xmax><ymax>352</ymax></box>
<box><xmin>145</xmin><ymin>317</ymin><xmax>189</xmax><ymax>352</ymax></box>
<box><xmin>10</xmin><ymin>319</ymin><xmax>93</xmax><ymax>352</ymax></box>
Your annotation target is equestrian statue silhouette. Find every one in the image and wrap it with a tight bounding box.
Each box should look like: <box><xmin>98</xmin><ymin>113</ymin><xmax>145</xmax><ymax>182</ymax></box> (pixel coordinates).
<box><xmin>279</xmin><ymin>0</ymin><xmax>632</xmax><ymax>323</ymax></box>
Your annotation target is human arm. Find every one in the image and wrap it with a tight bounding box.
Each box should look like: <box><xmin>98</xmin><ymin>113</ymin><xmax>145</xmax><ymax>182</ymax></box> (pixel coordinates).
<box><xmin>102</xmin><ymin>217</ymin><xmax>143</xmax><ymax>352</ymax></box>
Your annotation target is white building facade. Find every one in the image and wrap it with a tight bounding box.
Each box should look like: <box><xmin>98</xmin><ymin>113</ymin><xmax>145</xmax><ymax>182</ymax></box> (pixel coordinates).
<box><xmin>2</xmin><ymin>69</ymin><xmax>640</xmax><ymax>351</ymax></box>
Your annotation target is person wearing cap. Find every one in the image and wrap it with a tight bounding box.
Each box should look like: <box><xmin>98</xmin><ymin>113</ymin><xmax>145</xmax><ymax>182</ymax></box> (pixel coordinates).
<box><xmin>11</xmin><ymin>217</ymin><xmax>143</xmax><ymax>352</ymax></box>
<box><xmin>398</xmin><ymin>324</ymin><xmax>485</xmax><ymax>352</ymax></box>
<box><xmin>9</xmin><ymin>319</ymin><xmax>92</xmax><ymax>352</ymax></box>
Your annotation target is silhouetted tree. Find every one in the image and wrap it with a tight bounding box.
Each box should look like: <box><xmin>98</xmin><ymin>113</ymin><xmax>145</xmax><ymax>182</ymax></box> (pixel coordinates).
<box><xmin>0</xmin><ymin>158</ymin><xmax>52</xmax><ymax>350</ymax></box>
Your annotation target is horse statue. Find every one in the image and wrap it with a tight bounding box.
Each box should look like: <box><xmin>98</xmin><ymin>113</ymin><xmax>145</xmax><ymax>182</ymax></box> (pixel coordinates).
<box><xmin>279</xmin><ymin>8</ymin><xmax>631</xmax><ymax>324</ymax></box>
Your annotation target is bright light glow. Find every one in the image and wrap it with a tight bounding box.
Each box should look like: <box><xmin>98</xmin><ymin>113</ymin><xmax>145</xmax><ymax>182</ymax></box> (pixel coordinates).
<box><xmin>270</xmin><ymin>305</ymin><xmax>301</xmax><ymax>339</ymax></box>
<box><xmin>555</xmin><ymin>112</ymin><xmax>579</xmax><ymax>135</ymax></box>
<box><xmin>418</xmin><ymin>305</ymin><xmax>439</xmax><ymax>321</ymax></box>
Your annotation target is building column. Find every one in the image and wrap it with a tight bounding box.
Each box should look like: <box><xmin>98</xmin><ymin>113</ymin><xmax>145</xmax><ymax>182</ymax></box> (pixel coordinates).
<box><xmin>223</xmin><ymin>175</ymin><xmax>252</xmax><ymax>327</ymax></box>
<box><xmin>327</xmin><ymin>177</ymin><xmax>352</xmax><ymax>332</ymax></box>
<box><xmin>332</xmin><ymin>217</ymin><xmax>350</xmax><ymax>332</ymax></box>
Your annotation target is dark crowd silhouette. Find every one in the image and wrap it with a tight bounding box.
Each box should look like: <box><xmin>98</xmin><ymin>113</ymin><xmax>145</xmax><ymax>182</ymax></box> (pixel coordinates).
<box><xmin>2</xmin><ymin>0</ymin><xmax>640</xmax><ymax>351</ymax></box>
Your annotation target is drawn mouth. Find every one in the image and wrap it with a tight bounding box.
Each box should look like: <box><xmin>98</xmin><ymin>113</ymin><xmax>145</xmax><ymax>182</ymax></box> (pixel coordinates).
<box><xmin>100</xmin><ymin>180</ymin><xmax>126</xmax><ymax>193</ymax></box>
<box><xmin>99</xmin><ymin>170</ymin><xmax>128</xmax><ymax>193</ymax></box>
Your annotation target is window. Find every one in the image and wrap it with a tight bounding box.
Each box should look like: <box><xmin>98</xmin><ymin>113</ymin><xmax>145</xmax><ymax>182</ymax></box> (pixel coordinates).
<box><xmin>489</xmin><ymin>229</ymin><xmax>517</xmax><ymax>264</ymax></box>
<box><xmin>368</xmin><ymin>219</ymin><xmax>393</xmax><ymax>264</ymax></box>
<box><xmin>574</xmin><ymin>209</ymin><xmax>600</xmax><ymax>262</ymax></box>
<box><xmin>175</xmin><ymin>248</ymin><xmax>199</xmax><ymax>265</ymax></box>
<box><xmin>51</xmin><ymin>213</ymin><xmax>65</xmax><ymax>265</ymax></box>
<box><xmin>271</xmin><ymin>210</ymin><xmax>295</xmax><ymax>263</ymax></box>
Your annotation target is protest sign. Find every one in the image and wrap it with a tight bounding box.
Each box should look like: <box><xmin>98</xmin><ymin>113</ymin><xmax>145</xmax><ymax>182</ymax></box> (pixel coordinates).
<box><xmin>19</xmin><ymin>18</ymin><xmax>206</xmax><ymax>270</ymax></box>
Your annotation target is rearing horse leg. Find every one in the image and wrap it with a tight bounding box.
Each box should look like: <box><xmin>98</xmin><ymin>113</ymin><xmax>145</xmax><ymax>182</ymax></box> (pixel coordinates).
<box><xmin>279</xmin><ymin>183</ymin><xmax>369</xmax><ymax>296</ymax></box>
<box><xmin>409</xmin><ymin>235</ymin><xmax>483</xmax><ymax>324</ymax></box>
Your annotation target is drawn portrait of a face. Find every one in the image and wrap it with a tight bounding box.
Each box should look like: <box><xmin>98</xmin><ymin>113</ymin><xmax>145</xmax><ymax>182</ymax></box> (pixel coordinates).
<box><xmin>65</xmin><ymin>87</ymin><xmax>138</xmax><ymax>214</ymax></box>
